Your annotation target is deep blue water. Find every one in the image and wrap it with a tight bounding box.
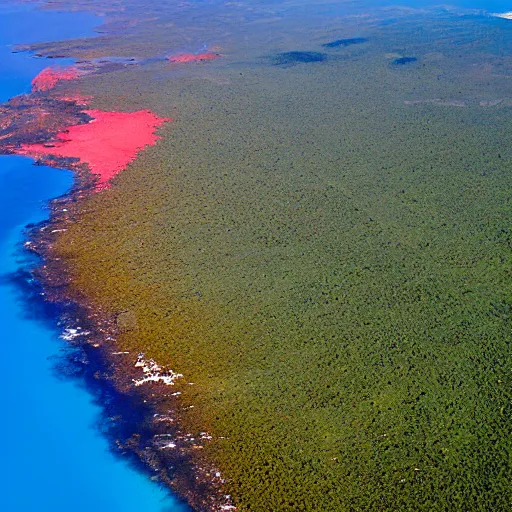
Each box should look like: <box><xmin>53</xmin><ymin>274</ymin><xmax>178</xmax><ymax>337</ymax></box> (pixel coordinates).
<box><xmin>0</xmin><ymin>4</ymin><xmax>188</xmax><ymax>511</ymax></box>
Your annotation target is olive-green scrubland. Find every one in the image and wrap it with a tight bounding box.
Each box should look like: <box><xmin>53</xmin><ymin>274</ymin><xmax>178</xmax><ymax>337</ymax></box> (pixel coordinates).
<box><xmin>50</xmin><ymin>4</ymin><xmax>512</xmax><ymax>510</ymax></box>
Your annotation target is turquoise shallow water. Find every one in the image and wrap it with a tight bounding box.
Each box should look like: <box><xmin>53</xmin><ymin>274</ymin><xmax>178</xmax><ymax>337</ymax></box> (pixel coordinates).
<box><xmin>0</xmin><ymin>4</ymin><xmax>188</xmax><ymax>511</ymax></box>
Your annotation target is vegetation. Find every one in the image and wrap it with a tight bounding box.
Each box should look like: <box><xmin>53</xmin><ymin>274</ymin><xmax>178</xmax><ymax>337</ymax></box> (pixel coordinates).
<box><xmin>49</xmin><ymin>5</ymin><xmax>512</xmax><ymax>511</ymax></box>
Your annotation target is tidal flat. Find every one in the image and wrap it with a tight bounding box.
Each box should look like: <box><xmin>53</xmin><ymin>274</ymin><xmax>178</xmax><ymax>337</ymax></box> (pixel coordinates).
<box><xmin>19</xmin><ymin>0</ymin><xmax>512</xmax><ymax>510</ymax></box>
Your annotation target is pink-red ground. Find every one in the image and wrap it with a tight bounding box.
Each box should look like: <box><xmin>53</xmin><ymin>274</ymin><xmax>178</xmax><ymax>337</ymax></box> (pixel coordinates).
<box><xmin>16</xmin><ymin>109</ymin><xmax>170</xmax><ymax>189</ymax></box>
<box><xmin>32</xmin><ymin>66</ymin><xmax>82</xmax><ymax>92</ymax></box>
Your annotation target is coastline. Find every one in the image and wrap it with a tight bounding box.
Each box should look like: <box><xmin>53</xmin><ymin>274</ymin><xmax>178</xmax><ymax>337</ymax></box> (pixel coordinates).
<box><xmin>0</xmin><ymin>2</ymin><xmax>231</xmax><ymax>510</ymax></box>
<box><xmin>4</xmin><ymin>0</ymin><xmax>512</xmax><ymax>510</ymax></box>
<box><xmin>24</xmin><ymin>183</ymin><xmax>233</xmax><ymax>512</ymax></box>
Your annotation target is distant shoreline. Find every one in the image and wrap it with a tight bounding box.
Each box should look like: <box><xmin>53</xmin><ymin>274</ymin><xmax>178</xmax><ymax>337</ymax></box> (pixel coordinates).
<box><xmin>491</xmin><ymin>11</ymin><xmax>512</xmax><ymax>19</ymax></box>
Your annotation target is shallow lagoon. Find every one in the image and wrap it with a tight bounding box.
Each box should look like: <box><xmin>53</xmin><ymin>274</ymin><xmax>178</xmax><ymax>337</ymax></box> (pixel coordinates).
<box><xmin>0</xmin><ymin>4</ymin><xmax>187</xmax><ymax>511</ymax></box>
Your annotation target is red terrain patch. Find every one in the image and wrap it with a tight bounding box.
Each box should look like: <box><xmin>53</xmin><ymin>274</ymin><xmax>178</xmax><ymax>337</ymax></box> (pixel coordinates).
<box><xmin>168</xmin><ymin>52</ymin><xmax>220</xmax><ymax>64</ymax></box>
<box><xmin>32</xmin><ymin>66</ymin><xmax>82</xmax><ymax>92</ymax></box>
<box><xmin>16</xmin><ymin>110</ymin><xmax>170</xmax><ymax>190</ymax></box>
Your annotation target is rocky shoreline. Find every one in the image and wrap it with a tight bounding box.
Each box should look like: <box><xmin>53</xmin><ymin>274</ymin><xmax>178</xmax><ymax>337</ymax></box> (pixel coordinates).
<box><xmin>17</xmin><ymin>143</ymin><xmax>235</xmax><ymax>512</ymax></box>
<box><xmin>1</xmin><ymin>50</ymin><xmax>234</xmax><ymax>512</ymax></box>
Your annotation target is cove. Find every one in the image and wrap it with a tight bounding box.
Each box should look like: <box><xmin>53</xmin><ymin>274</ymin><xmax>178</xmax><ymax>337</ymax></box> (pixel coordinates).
<box><xmin>0</xmin><ymin>4</ymin><xmax>188</xmax><ymax>511</ymax></box>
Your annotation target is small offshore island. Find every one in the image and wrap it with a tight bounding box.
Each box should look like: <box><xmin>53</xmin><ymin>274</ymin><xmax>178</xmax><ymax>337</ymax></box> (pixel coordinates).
<box><xmin>3</xmin><ymin>0</ymin><xmax>512</xmax><ymax>510</ymax></box>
